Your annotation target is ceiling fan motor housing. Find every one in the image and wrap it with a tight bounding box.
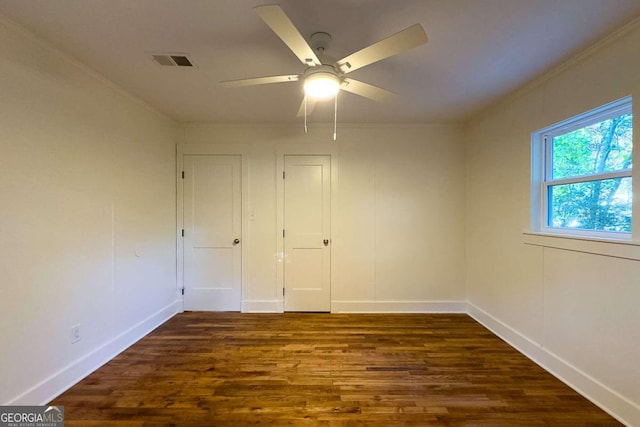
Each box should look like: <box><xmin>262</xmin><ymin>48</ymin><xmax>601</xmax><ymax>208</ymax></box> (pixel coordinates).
<box><xmin>310</xmin><ymin>32</ymin><xmax>332</xmax><ymax>53</ymax></box>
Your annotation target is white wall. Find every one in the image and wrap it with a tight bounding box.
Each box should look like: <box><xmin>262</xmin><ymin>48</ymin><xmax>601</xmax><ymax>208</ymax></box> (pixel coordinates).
<box><xmin>183</xmin><ymin>124</ymin><xmax>467</xmax><ymax>313</ymax></box>
<box><xmin>466</xmin><ymin>20</ymin><xmax>640</xmax><ymax>425</ymax></box>
<box><xmin>0</xmin><ymin>16</ymin><xmax>179</xmax><ymax>404</ymax></box>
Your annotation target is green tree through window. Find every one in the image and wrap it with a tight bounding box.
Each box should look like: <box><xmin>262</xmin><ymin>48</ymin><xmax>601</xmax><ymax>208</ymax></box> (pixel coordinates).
<box><xmin>548</xmin><ymin>113</ymin><xmax>632</xmax><ymax>232</ymax></box>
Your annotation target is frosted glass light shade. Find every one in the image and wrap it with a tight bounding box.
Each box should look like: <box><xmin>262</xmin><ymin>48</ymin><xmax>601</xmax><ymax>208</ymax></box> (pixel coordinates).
<box><xmin>304</xmin><ymin>72</ymin><xmax>340</xmax><ymax>99</ymax></box>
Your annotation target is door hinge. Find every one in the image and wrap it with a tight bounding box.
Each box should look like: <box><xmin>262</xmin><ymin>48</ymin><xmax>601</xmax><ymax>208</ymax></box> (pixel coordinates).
<box><xmin>181</xmin><ymin>229</ymin><xmax>184</xmax><ymax>237</ymax></box>
<box><xmin>283</xmin><ymin>171</ymin><xmax>286</xmax><ymax>179</ymax></box>
<box><xmin>181</xmin><ymin>288</ymin><xmax>184</xmax><ymax>295</ymax></box>
<box><xmin>283</xmin><ymin>288</ymin><xmax>285</xmax><ymax>296</ymax></box>
<box><xmin>283</xmin><ymin>229</ymin><xmax>285</xmax><ymax>238</ymax></box>
<box><xmin>181</xmin><ymin>171</ymin><xmax>185</xmax><ymax>179</ymax></box>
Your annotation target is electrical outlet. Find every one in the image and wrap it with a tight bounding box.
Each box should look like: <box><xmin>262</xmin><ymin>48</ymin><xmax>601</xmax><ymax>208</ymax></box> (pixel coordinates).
<box><xmin>71</xmin><ymin>324</ymin><xmax>81</xmax><ymax>343</ymax></box>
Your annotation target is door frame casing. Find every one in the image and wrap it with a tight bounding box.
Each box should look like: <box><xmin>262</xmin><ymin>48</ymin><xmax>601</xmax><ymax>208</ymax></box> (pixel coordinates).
<box><xmin>276</xmin><ymin>143</ymin><xmax>339</xmax><ymax>313</ymax></box>
<box><xmin>177</xmin><ymin>144</ymin><xmax>249</xmax><ymax>312</ymax></box>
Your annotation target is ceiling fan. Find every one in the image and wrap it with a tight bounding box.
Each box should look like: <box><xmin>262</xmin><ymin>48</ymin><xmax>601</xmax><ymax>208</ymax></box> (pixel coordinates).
<box><xmin>221</xmin><ymin>4</ymin><xmax>428</xmax><ymax>136</ymax></box>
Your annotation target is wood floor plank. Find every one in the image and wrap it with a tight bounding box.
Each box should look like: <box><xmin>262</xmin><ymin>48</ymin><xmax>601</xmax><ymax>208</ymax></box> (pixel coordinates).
<box><xmin>51</xmin><ymin>313</ymin><xmax>621</xmax><ymax>426</ymax></box>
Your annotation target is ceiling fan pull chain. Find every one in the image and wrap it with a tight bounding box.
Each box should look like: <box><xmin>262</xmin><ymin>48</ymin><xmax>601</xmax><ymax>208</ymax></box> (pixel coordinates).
<box><xmin>304</xmin><ymin>95</ymin><xmax>308</xmax><ymax>134</ymax></box>
<box><xmin>333</xmin><ymin>92</ymin><xmax>338</xmax><ymax>141</ymax></box>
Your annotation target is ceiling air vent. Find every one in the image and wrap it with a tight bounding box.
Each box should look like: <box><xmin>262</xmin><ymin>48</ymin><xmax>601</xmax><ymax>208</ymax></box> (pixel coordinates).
<box><xmin>152</xmin><ymin>54</ymin><xmax>194</xmax><ymax>67</ymax></box>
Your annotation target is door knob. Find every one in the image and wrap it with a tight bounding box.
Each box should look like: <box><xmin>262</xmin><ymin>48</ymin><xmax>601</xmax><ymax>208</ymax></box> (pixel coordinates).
<box><xmin>233</xmin><ymin>238</ymin><xmax>240</xmax><ymax>245</ymax></box>
<box><xmin>323</xmin><ymin>239</ymin><xmax>329</xmax><ymax>246</ymax></box>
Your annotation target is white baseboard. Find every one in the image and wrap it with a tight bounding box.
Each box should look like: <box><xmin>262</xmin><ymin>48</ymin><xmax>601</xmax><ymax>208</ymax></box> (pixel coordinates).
<box><xmin>332</xmin><ymin>300</ymin><xmax>467</xmax><ymax>313</ymax></box>
<box><xmin>241</xmin><ymin>299</ymin><xmax>466</xmax><ymax>313</ymax></box>
<box><xmin>241</xmin><ymin>299</ymin><xmax>283</xmax><ymax>313</ymax></box>
<box><xmin>7</xmin><ymin>299</ymin><xmax>181</xmax><ymax>406</ymax></box>
<box><xmin>467</xmin><ymin>303</ymin><xmax>639</xmax><ymax>426</ymax></box>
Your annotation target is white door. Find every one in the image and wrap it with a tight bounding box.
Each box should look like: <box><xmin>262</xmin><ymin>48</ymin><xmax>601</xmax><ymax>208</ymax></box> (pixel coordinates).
<box><xmin>183</xmin><ymin>155</ymin><xmax>241</xmax><ymax>311</ymax></box>
<box><xmin>283</xmin><ymin>155</ymin><xmax>331</xmax><ymax>312</ymax></box>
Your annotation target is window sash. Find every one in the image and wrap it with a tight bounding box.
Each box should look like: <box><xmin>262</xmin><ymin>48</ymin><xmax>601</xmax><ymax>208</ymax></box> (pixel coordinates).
<box><xmin>541</xmin><ymin>168</ymin><xmax>632</xmax><ymax>238</ymax></box>
<box><xmin>542</xmin><ymin>175</ymin><xmax>632</xmax><ymax>233</ymax></box>
<box><xmin>543</xmin><ymin>101</ymin><xmax>631</xmax><ymax>147</ymax></box>
<box><xmin>543</xmin><ymin>108</ymin><xmax>632</xmax><ymax>182</ymax></box>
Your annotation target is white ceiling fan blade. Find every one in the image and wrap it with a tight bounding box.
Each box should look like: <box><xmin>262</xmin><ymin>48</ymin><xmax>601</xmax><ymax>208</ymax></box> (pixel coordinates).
<box><xmin>336</xmin><ymin>24</ymin><xmax>427</xmax><ymax>74</ymax></box>
<box><xmin>220</xmin><ymin>74</ymin><xmax>299</xmax><ymax>88</ymax></box>
<box><xmin>254</xmin><ymin>5</ymin><xmax>322</xmax><ymax>67</ymax></box>
<box><xmin>341</xmin><ymin>78</ymin><xmax>395</xmax><ymax>103</ymax></box>
<box><xmin>296</xmin><ymin>96</ymin><xmax>317</xmax><ymax>117</ymax></box>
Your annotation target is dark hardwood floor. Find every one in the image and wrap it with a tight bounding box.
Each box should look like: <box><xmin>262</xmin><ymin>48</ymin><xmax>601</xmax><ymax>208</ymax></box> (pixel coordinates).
<box><xmin>51</xmin><ymin>312</ymin><xmax>621</xmax><ymax>426</ymax></box>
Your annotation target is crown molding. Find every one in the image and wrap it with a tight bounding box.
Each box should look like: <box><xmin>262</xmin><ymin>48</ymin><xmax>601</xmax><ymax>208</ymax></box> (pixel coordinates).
<box><xmin>466</xmin><ymin>15</ymin><xmax>640</xmax><ymax>127</ymax></box>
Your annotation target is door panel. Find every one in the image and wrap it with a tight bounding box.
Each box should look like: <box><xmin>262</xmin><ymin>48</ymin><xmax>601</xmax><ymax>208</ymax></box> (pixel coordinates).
<box><xmin>289</xmin><ymin>249</ymin><xmax>323</xmax><ymax>290</ymax></box>
<box><xmin>284</xmin><ymin>155</ymin><xmax>331</xmax><ymax>312</ymax></box>
<box><xmin>183</xmin><ymin>155</ymin><xmax>241</xmax><ymax>311</ymax></box>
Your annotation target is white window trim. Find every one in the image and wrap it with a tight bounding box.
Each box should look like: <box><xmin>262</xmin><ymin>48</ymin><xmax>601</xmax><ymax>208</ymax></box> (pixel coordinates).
<box><xmin>531</xmin><ymin>96</ymin><xmax>634</xmax><ymax>241</ymax></box>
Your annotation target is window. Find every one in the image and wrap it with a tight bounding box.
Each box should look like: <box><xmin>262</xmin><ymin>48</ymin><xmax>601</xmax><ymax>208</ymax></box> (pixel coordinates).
<box><xmin>532</xmin><ymin>97</ymin><xmax>633</xmax><ymax>239</ymax></box>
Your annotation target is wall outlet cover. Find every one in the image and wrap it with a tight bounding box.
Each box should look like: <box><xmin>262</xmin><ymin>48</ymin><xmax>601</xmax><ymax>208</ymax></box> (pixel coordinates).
<box><xmin>71</xmin><ymin>324</ymin><xmax>81</xmax><ymax>343</ymax></box>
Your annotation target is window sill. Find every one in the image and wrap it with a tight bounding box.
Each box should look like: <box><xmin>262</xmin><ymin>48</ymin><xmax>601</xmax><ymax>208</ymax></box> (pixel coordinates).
<box><xmin>522</xmin><ymin>231</ymin><xmax>640</xmax><ymax>261</ymax></box>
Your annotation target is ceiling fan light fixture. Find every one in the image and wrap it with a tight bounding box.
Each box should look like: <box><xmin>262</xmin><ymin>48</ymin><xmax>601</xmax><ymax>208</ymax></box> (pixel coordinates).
<box><xmin>304</xmin><ymin>71</ymin><xmax>340</xmax><ymax>99</ymax></box>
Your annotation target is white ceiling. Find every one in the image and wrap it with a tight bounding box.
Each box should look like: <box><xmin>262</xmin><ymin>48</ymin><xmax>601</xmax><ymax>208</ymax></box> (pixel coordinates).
<box><xmin>1</xmin><ymin>0</ymin><xmax>639</xmax><ymax>124</ymax></box>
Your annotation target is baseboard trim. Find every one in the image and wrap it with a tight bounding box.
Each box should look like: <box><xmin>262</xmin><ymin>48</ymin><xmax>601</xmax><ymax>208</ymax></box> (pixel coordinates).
<box><xmin>467</xmin><ymin>303</ymin><xmax>639</xmax><ymax>426</ymax></box>
<box><xmin>332</xmin><ymin>300</ymin><xmax>467</xmax><ymax>313</ymax></box>
<box><xmin>6</xmin><ymin>299</ymin><xmax>181</xmax><ymax>406</ymax></box>
<box><xmin>241</xmin><ymin>300</ymin><xmax>283</xmax><ymax>313</ymax></box>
